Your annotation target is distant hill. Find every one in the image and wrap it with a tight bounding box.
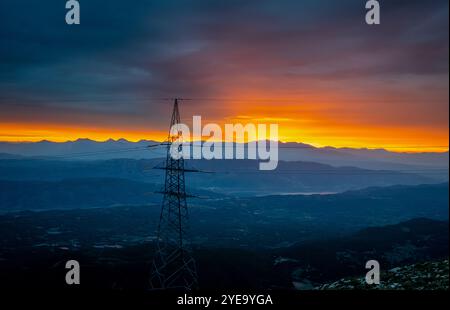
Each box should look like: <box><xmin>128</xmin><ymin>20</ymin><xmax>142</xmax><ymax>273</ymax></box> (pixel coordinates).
<box><xmin>0</xmin><ymin>183</ymin><xmax>447</xmax><ymax>248</ymax></box>
<box><xmin>186</xmin><ymin>159</ymin><xmax>442</xmax><ymax>195</ymax></box>
<box><xmin>0</xmin><ymin>178</ymin><xmax>220</xmax><ymax>212</ymax></box>
<box><xmin>0</xmin><ymin>153</ymin><xmax>24</xmax><ymax>160</ymax></box>
<box><xmin>0</xmin><ymin>139</ymin><xmax>164</xmax><ymax>160</ymax></box>
<box><xmin>0</xmin><ymin>139</ymin><xmax>447</xmax><ymax>171</ymax></box>
<box><xmin>0</xmin><ymin>157</ymin><xmax>444</xmax><ymax>197</ymax></box>
<box><xmin>0</xmin><ymin>178</ymin><xmax>160</xmax><ymax>211</ymax></box>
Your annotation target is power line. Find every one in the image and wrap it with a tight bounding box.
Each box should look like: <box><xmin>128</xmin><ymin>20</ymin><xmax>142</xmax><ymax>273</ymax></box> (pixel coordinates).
<box><xmin>217</xmin><ymin>171</ymin><xmax>448</xmax><ymax>175</ymax></box>
<box><xmin>183</xmin><ymin>144</ymin><xmax>449</xmax><ymax>150</ymax></box>
<box><xmin>43</xmin><ymin>146</ymin><xmax>152</xmax><ymax>159</ymax></box>
<box><xmin>12</xmin><ymin>142</ymin><xmax>447</xmax><ymax>160</ymax></box>
<box><xmin>4</xmin><ymin>97</ymin><xmax>446</xmax><ymax>103</ymax></box>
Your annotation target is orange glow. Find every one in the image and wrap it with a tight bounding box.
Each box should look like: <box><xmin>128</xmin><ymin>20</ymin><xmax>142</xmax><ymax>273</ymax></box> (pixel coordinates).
<box><xmin>223</xmin><ymin>115</ymin><xmax>449</xmax><ymax>152</ymax></box>
<box><xmin>0</xmin><ymin>123</ymin><xmax>168</xmax><ymax>143</ymax></box>
<box><xmin>0</xmin><ymin>88</ymin><xmax>448</xmax><ymax>153</ymax></box>
<box><xmin>0</xmin><ymin>119</ymin><xmax>448</xmax><ymax>153</ymax></box>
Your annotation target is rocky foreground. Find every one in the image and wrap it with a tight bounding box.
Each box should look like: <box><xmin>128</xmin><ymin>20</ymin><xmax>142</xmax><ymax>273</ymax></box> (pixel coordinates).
<box><xmin>316</xmin><ymin>260</ymin><xmax>449</xmax><ymax>290</ymax></box>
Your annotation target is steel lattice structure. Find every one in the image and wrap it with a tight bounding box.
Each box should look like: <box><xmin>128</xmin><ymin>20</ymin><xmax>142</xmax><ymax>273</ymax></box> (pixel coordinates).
<box><xmin>150</xmin><ymin>98</ymin><xmax>198</xmax><ymax>290</ymax></box>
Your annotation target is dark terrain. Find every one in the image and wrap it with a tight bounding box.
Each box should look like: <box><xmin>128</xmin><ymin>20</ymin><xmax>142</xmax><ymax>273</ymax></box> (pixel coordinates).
<box><xmin>0</xmin><ymin>152</ymin><xmax>448</xmax><ymax>290</ymax></box>
<box><xmin>0</xmin><ymin>218</ymin><xmax>447</xmax><ymax>290</ymax></box>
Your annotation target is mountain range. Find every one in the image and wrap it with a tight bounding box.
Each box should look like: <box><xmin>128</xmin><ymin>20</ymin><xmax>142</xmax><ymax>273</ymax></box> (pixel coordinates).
<box><xmin>0</xmin><ymin>139</ymin><xmax>448</xmax><ymax>171</ymax></box>
<box><xmin>0</xmin><ymin>157</ymin><xmax>446</xmax><ymax>197</ymax></box>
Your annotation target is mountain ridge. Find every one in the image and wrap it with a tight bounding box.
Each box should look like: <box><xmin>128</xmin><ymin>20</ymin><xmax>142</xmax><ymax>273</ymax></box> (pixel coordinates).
<box><xmin>0</xmin><ymin>140</ymin><xmax>448</xmax><ymax>180</ymax></box>
<box><xmin>0</xmin><ymin>157</ymin><xmax>443</xmax><ymax>196</ymax></box>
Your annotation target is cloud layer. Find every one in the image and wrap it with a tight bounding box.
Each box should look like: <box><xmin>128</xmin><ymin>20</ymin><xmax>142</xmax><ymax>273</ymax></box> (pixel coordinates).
<box><xmin>0</xmin><ymin>0</ymin><xmax>448</xmax><ymax>148</ymax></box>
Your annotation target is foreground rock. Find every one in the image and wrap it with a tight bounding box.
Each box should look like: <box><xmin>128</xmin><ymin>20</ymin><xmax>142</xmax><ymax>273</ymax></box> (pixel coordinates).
<box><xmin>316</xmin><ymin>260</ymin><xmax>449</xmax><ymax>290</ymax></box>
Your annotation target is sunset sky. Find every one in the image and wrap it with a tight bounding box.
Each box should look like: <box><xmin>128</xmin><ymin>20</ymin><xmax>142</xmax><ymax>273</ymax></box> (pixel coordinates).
<box><xmin>0</xmin><ymin>0</ymin><xmax>448</xmax><ymax>151</ymax></box>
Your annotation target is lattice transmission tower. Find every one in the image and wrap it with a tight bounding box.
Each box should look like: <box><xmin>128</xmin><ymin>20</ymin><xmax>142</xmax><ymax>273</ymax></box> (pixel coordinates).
<box><xmin>150</xmin><ymin>98</ymin><xmax>198</xmax><ymax>290</ymax></box>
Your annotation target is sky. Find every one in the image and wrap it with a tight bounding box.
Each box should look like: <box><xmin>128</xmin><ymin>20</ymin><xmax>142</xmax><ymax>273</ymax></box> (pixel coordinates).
<box><xmin>0</xmin><ymin>0</ymin><xmax>448</xmax><ymax>151</ymax></box>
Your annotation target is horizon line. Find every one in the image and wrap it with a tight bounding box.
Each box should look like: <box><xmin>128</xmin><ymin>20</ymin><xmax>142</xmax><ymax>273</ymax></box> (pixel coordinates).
<box><xmin>0</xmin><ymin>137</ymin><xmax>448</xmax><ymax>154</ymax></box>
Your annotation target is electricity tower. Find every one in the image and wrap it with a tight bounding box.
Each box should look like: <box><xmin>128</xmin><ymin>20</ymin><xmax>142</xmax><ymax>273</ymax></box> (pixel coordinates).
<box><xmin>150</xmin><ymin>98</ymin><xmax>198</xmax><ymax>290</ymax></box>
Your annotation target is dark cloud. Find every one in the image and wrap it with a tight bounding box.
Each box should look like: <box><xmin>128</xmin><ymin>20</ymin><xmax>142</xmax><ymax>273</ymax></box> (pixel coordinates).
<box><xmin>0</xmin><ymin>0</ymin><xmax>448</xmax><ymax>130</ymax></box>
